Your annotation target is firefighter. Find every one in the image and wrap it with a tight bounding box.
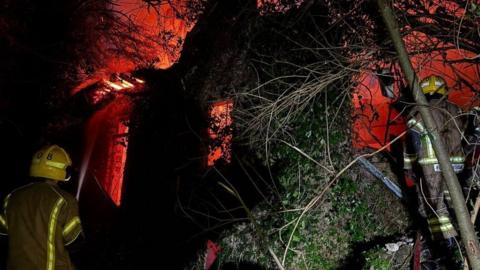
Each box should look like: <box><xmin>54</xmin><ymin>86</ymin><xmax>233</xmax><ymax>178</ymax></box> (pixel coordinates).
<box><xmin>0</xmin><ymin>145</ymin><xmax>83</xmax><ymax>270</ymax></box>
<box><xmin>461</xmin><ymin>107</ymin><xmax>480</xmax><ymax>201</ymax></box>
<box><xmin>403</xmin><ymin>75</ymin><xmax>466</xmax><ymax>268</ymax></box>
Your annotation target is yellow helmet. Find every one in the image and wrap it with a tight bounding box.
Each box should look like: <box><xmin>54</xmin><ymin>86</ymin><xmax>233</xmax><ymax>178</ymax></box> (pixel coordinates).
<box><xmin>29</xmin><ymin>145</ymin><xmax>72</xmax><ymax>181</ymax></box>
<box><xmin>420</xmin><ymin>75</ymin><xmax>447</xmax><ymax>95</ymax></box>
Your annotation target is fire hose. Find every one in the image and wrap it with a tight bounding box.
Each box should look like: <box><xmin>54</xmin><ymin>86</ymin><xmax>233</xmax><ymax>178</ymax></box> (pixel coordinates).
<box><xmin>357</xmin><ymin>157</ymin><xmax>404</xmax><ymax>199</ymax></box>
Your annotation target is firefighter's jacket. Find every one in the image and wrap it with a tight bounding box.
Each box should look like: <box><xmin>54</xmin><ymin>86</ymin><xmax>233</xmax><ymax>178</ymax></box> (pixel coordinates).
<box><xmin>0</xmin><ymin>181</ymin><xmax>83</xmax><ymax>270</ymax></box>
<box><xmin>404</xmin><ymin>98</ymin><xmax>466</xmax><ymax>240</ymax></box>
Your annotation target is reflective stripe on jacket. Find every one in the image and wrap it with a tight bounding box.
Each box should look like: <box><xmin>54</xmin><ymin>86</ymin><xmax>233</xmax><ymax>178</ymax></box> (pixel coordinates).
<box><xmin>427</xmin><ymin>215</ymin><xmax>457</xmax><ymax>240</ymax></box>
<box><xmin>3</xmin><ymin>181</ymin><xmax>83</xmax><ymax>270</ymax></box>
<box><xmin>403</xmin><ymin>98</ymin><xmax>466</xmax><ymax>171</ymax></box>
<box><xmin>0</xmin><ymin>194</ymin><xmax>9</xmax><ymax>235</ymax></box>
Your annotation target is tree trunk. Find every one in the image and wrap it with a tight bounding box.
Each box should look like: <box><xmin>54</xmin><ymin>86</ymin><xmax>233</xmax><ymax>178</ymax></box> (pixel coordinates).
<box><xmin>376</xmin><ymin>0</ymin><xmax>480</xmax><ymax>268</ymax></box>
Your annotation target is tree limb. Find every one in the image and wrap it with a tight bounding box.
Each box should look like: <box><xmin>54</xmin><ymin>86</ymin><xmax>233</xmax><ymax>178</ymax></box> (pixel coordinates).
<box><xmin>377</xmin><ymin>0</ymin><xmax>480</xmax><ymax>269</ymax></box>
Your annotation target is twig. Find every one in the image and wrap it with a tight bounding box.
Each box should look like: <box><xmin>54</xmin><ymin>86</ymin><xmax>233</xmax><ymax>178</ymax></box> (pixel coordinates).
<box><xmin>278</xmin><ymin>139</ymin><xmax>335</xmax><ymax>174</ymax></box>
<box><xmin>269</xmin><ymin>247</ymin><xmax>286</xmax><ymax>270</ymax></box>
<box><xmin>281</xmin><ymin>130</ymin><xmax>407</xmax><ymax>264</ymax></box>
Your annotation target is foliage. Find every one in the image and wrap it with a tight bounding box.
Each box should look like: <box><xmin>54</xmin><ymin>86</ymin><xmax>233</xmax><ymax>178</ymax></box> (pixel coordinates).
<box><xmin>364</xmin><ymin>247</ymin><xmax>392</xmax><ymax>270</ymax></box>
<box><xmin>207</xmin><ymin>97</ymin><xmax>410</xmax><ymax>269</ymax></box>
<box><xmin>187</xmin><ymin>2</ymin><xmax>413</xmax><ymax>268</ymax></box>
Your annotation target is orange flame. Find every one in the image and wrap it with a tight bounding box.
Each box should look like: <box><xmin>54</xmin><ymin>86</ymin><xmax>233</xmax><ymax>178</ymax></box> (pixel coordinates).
<box><xmin>112</xmin><ymin>0</ymin><xmax>195</xmax><ymax>69</ymax></box>
<box><xmin>352</xmin><ymin>32</ymin><xmax>480</xmax><ymax>150</ymax></box>
<box><xmin>72</xmin><ymin>0</ymin><xmax>196</xmax><ymax>95</ymax></box>
<box><xmin>207</xmin><ymin>100</ymin><xmax>234</xmax><ymax>166</ymax></box>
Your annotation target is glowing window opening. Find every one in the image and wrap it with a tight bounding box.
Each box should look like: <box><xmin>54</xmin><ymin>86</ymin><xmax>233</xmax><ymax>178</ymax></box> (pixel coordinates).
<box><xmin>102</xmin><ymin>120</ymin><xmax>129</xmax><ymax>206</ymax></box>
<box><xmin>207</xmin><ymin>100</ymin><xmax>233</xmax><ymax>166</ymax></box>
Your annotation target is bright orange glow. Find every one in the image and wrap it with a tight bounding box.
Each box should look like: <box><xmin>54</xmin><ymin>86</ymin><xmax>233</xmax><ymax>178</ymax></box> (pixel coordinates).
<box><xmin>72</xmin><ymin>76</ymin><xmax>104</xmax><ymax>96</ymax></box>
<box><xmin>113</xmin><ymin>0</ymin><xmax>195</xmax><ymax>69</ymax></box>
<box><xmin>103</xmin><ymin>78</ymin><xmax>135</xmax><ymax>91</ymax></box>
<box><xmin>86</xmin><ymin>97</ymin><xmax>132</xmax><ymax>206</ymax></box>
<box><xmin>75</xmin><ymin>1</ymin><xmax>195</xmax><ymax>206</ymax></box>
<box><xmin>134</xmin><ymin>78</ymin><xmax>145</xmax><ymax>84</ymax></box>
<box><xmin>104</xmin><ymin>80</ymin><xmax>124</xmax><ymax>91</ymax></box>
<box><xmin>407</xmin><ymin>33</ymin><xmax>479</xmax><ymax>110</ymax></box>
<box><xmin>71</xmin><ymin>0</ymin><xmax>197</xmax><ymax>95</ymax></box>
<box><xmin>400</xmin><ymin>0</ymin><xmax>465</xmax><ymax>21</ymax></box>
<box><xmin>207</xmin><ymin>100</ymin><xmax>233</xmax><ymax>166</ymax></box>
<box><xmin>350</xmin><ymin>0</ymin><xmax>480</xmax><ymax>150</ymax></box>
<box><xmin>89</xmin><ymin>75</ymin><xmax>145</xmax><ymax>105</ymax></box>
<box><xmin>111</xmin><ymin>0</ymin><xmax>195</xmax><ymax>69</ymax></box>
<box><xmin>352</xmin><ymin>70</ymin><xmax>406</xmax><ymax>150</ymax></box>
<box><xmin>353</xmin><ymin>30</ymin><xmax>480</xmax><ymax>150</ymax></box>
<box><xmin>104</xmin><ymin>120</ymin><xmax>129</xmax><ymax>206</ymax></box>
